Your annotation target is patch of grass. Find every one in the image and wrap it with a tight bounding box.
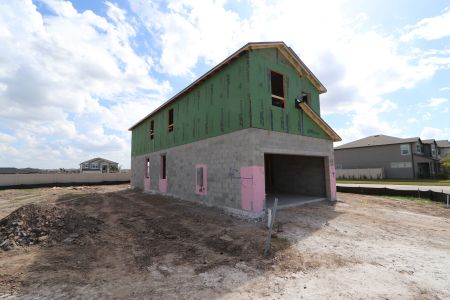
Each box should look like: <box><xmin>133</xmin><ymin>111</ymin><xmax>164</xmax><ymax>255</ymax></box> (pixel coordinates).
<box><xmin>270</xmin><ymin>235</ymin><xmax>291</xmax><ymax>251</ymax></box>
<box><xmin>57</xmin><ymin>193</ymin><xmax>78</xmax><ymax>201</ymax></box>
<box><xmin>337</xmin><ymin>179</ymin><xmax>450</xmax><ymax>186</ymax></box>
<box><xmin>383</xmin><ymin>196</ymin><xmax>435</xmax><ymax>204</ymax></box>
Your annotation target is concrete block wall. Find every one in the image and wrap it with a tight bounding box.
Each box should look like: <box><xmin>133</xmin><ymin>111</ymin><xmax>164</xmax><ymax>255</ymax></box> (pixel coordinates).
<box><xmin>131</xmin><ymin>129</ymin><xmax>257</xmax><ymax>214</ymax></box>
<box><xmin>131</xmin><ymin>128</ymin><xmax>335</xmax><ymax>217</ymax></box>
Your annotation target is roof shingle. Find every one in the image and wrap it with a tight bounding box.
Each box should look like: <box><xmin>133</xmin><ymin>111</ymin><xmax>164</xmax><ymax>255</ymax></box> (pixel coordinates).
<box><xmin>335</xmin><ymin>135</ymin><xmax>420</xmax><ymax>150</ymax></box>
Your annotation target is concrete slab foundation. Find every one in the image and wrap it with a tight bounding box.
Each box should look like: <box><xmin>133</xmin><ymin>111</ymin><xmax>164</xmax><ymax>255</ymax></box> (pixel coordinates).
<box><xmin>265</xmin><ymin>193</ymin><xmax>327</xmax><ymax>209</ymax></box>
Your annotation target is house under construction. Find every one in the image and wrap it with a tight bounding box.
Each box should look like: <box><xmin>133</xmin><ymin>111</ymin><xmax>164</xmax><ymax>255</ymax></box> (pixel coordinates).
<box><xmin>129</xmin><ymin>41</ymin><xmax>341</xmax><ymax>217</ymax></box>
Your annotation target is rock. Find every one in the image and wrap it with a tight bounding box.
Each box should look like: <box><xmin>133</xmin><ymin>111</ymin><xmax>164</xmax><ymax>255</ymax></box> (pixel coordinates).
<box><xmin>69</xmin><ymin>233</ymin><xmax>79</xmax><ymax>238</ymax></box>
<box><xmin>219</xmin><ymin>234</ymin><xmax>233</xmax><ymax>242</ymax></box>
<box><xmin>38</xmin><ymin>235</ymin><xmax>49</xmax><ymax>242</ymax></box>
<box><xmin>276</xmin><ymin>223</ymin><xmax>284</xmax><ymax>233</ymax></box>
<box><xmin>1</xmin><ymin>239</ymin><xmax>16</xmax><ymax>251</ymax></box>
<box><xmin>157</xmin><ymin>265</ymin><xmax>172</xmax><ymax>276</ymax></box>
<box><xmin>63</xmin><ymin>237</ymin><xmax>74</xmax><ymax>243</ymax></box>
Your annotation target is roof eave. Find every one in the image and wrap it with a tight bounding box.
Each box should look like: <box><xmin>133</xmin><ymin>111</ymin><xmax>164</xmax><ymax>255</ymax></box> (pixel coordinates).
<box><xmin>299</xmin><ymin>102</ymin><xmax>341</xmax><ymax>142</ymax></box>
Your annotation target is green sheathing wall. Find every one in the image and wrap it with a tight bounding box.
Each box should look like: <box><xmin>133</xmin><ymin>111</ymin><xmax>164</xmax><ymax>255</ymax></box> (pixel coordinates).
<box><xmin>248</xmin><ymin>48</ymin><xmax>330</xmax><ymax>140</ymax></box>
<box><xmin>131</xmin><ymin>52</ymin><xmax>251</xmax><ymax>157</ymax></box>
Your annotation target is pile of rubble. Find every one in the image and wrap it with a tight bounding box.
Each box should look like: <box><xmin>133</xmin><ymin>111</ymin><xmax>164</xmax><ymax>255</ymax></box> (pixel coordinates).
<box><xmin>0</xmin><ymin>203</ymin><xmax>102</xmax><ymax>251</ymax></box>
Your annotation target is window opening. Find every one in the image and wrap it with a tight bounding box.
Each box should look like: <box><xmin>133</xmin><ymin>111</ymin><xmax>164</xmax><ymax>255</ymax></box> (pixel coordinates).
<box><xmin>271</xmin><ymin>71</ymin><xmax>285</xmax><ymax>108</ymax></box>
<box><xmin>161</xmin><ymin>155</ymin><xmax>166</xmax><ymax>179</ymax></box>
<box><xmin>168</xmin><ymin>109</ymin><xmax>174</xmax><ymax>132</ymax></box>
<box><xmin>150</xmin><ymin>120</ymin><xmax>154</xmax><ymax>140</ymax></box>
<box><xmin>145</xmin><ymin>158</ymin><xmax>150</xmax><ymax>178</ymax></box>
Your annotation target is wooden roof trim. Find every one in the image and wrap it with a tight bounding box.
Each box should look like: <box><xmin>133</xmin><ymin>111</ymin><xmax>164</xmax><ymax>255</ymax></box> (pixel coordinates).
<box><xmin>299</xmin><ymin>102</ymin><xmax>341</xmax><ymax>142</ymax></box>
<box><xmin>277</xmin><ymin>46</ymin><xmax>306</xmax><ymax>78</ymax></box>
<box><xmin>129</xmin><ymin>42</ymin><xmax>327</xmax><ymax>130</ymax></box>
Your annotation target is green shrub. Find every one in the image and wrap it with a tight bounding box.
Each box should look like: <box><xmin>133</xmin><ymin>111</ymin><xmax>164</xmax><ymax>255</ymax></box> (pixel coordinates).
<box><xmin>435</xmin><ymin>173</ymin><xmax>449</xmax><ymax>180</ymax></box>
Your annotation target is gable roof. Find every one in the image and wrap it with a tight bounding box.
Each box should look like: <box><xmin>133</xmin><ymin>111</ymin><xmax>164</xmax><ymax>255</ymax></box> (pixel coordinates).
<box><xmin>80</xmin><ymin>157</ymin><xmax>118</xmax><ymax>165</ymax></box>
<box><xmin>129</xmin><ymin>41</ymin><xmax>327</xmax><ymax>131</ymax></box>
<box><xmin>421</xmin><ymin>139</ymin><xmax>436</xmax><ymax>145</ymax></box>
<box><xmin>437</xmin><ymin>140</ymin><xmax>450</xmax><ymax>148</ymax></box>
<box><xmin>335</xmin><ymin>135</ymin><xmax>420</xmax><ymax>150</ymax></box>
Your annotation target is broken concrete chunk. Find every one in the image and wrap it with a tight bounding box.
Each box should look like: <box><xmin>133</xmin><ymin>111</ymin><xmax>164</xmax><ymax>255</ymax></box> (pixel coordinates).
<box><xmin>63</xmin><ymin>237</ymin><xmax>74</xmax><ymax>243</ymax></box>
<box><xmin>219</xmin><ymin>234</ymin><xmax>233</xmax><ymax>242</ymax></box>
<box><xmin>38</xmin><ymin>235</ymin><xmax>49</xmax><ymax>242</ymax></box>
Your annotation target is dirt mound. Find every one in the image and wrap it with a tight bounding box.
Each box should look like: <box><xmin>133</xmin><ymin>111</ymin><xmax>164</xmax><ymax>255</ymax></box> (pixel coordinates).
<box><xmin>0</xmin><ymin>203</ymin><xmax>102</xmax><ymax>251</ymax></box>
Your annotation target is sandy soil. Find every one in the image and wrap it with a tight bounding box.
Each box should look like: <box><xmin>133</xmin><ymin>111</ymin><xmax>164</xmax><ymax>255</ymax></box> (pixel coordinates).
<box><xmin>0</xmin><ymin>185</ymin><xmax>449</xmax><ymax>299</ymax></box>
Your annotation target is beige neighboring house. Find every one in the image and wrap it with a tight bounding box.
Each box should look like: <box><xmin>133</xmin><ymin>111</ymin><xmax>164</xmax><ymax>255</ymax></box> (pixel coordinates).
<box><xmin>80</xmin><ymin>158</ymin><xmax>119</xmax><ymax>173</ymax></box>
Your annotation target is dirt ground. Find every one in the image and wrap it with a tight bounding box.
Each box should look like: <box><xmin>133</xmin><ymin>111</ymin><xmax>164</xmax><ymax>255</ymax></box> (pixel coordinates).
<box><xmin>1</xmin><ymin>185</ymin><xmax>449</xmax><ymax>299</ymax></box>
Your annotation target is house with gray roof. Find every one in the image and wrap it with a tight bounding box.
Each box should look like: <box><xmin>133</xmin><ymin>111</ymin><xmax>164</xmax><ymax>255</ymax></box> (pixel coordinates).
<box><xmin>334</xmin><ymin>135</ymin><xmax>442</xmax><ymax>179</ymax></box>
<box><xmin>80</xmin><ymin>158</ymin><xmax>119</xmax><ymax>173</ymax></box>
<box><xmin>437</xmin><ymin>140</ymin><xmax>450</xmax><ymax>158</ymax></box>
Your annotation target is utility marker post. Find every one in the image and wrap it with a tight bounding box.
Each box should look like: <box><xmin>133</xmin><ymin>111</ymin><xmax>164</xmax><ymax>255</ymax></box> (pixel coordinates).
<box><xmin>264</xmin><ymin>198</ymin><xmax>278</xmax><ymax>257</ymax></box>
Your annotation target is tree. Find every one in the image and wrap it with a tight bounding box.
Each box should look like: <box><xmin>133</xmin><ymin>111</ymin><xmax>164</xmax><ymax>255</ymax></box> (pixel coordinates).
<box><xmin>110</xmin><ymin>164</ymin><xmax>119</xmax><ymax>173</ymax></box>
<box><xmin>442</xmin><ymin>153</ymin><xmax>450</xmax><ymax>170</ymax></box>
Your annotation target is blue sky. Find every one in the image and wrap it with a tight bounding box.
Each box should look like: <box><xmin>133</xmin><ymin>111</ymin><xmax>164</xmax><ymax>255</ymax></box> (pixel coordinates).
<box><xmin>0</xmin><ymin>0</ymin><xmax>449</xmax><ymax>169</ymax></box>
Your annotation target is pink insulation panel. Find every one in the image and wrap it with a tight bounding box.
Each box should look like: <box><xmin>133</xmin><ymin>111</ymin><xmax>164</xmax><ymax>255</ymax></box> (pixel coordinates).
<box><xmin>144</xmin><ymin>177</ymin><xmax>151</xmax><ymax>192</ymax></box>
<box><xmin>240</xmin><ymin>166</ymin><xmax>265</xmax><ymax>213</ymax></box>
<box><xmin>159</xmin><ymin>178</ymin><xmax>167</xmax><ymax>193</ymax></box>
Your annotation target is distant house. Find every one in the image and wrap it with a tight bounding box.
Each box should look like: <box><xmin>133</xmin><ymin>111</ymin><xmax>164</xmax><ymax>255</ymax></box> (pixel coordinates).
<box><xmin>437</xmin><ymin>140</ymin><xmax>450</xmax><ymax>158</ymax></box>
<box><xmin>80</xmin><ymin>158</ymin><xmax>119</xmax><ymax>173</ymax></box>
<box><xmin>335</xmin><ymin>135</ymin><xmax>442</xmax><ymax>179</ymax></box>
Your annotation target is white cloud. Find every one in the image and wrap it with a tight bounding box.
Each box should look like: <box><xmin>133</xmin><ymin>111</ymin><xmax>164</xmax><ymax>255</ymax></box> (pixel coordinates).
<box><xmin>2</xmin><ymin>0</ymin><xmax>450</xmax><ymax>167</ymax></box>
<box><xmin>402</xmin><ymin>10</ymin><xmax>450</xmax><ymax>41</ymax></box>
<box><xmin>334</xmin><ymin>98</ymin><xmax>401</xmax><ymax>144</ymax></box>
<box><xmin>129</xmin><ymin>0</ymin><xmax>450</xmax><ymax>145</ymax></box>
<box><xmin>129</xmin><ymin>0</ymin><xmax>247</xmax><ymax>76</ymax></box>
<box><xmin>440</xmin><ymin>87</ymin><xmax>450</xmax><ymax>91</ymax></box>
<box><xmin>0</xmin><ymin>0</ymin><xmax>171</xmax><ymax>168</ymax></box>
<box><xmin>0</xmin><ymin>132</ymin><xmax>16</xmax><ymax>144</ymax></box>
<box><xmin>421</xmin><ymin>127</ymin><xmax>450</xmax><ymax>140</ymax></box>
<box><xmin>422</xmin><ymin>112</ymin><xmax>432</xmax><ymax>121</ymax></box>
<box><xmin>426</xmin><ymin>97</ymin><xmax>448</xmax><ymax>107</ymax></box>
<box><xmin>407</xmin><ymin>117</ymin><xmax>418</xmax><ymax>123</ymax></box>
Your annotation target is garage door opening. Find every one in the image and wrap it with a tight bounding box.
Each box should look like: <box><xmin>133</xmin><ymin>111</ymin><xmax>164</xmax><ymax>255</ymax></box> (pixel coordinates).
<box><xmin>264</xmin><ymin>153</ymin><xmax>327</xmax><ymax>208</ymax></box>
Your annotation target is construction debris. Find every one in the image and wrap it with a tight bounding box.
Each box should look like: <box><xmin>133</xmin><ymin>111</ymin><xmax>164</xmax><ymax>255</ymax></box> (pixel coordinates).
<box><xmin>0</xmin><ymin>203</ymin><xmax>102</xmax><ymax>251</ymax></box>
